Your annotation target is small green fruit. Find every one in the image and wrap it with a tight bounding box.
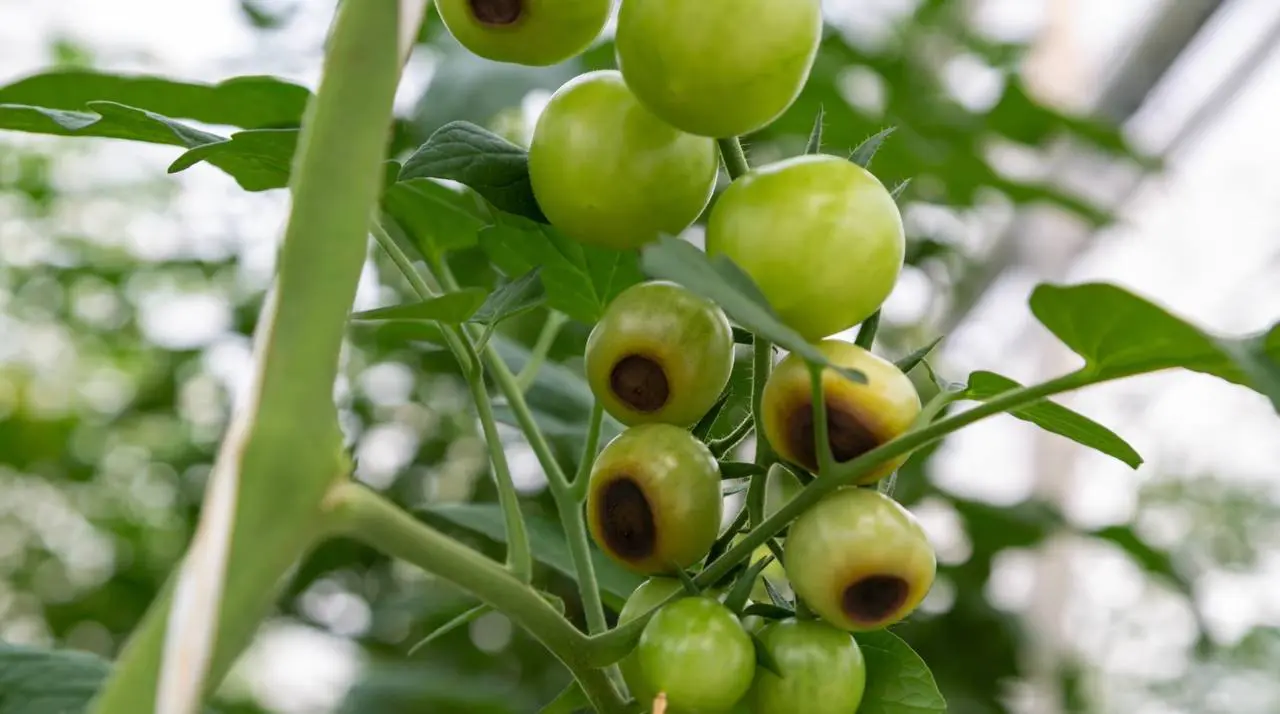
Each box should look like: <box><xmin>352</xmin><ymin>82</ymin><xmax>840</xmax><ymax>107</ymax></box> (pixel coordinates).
<box><xmin>751</xmin><ymin>619</ymin><xmax>867</xmax><ymax>714</ymax></box>
<box><xmin>585</xmin><ymin>281</ymin><xmax>734</xmax><ymax>427</ymax></box>
<box><xmin>435</xmin><ymin>0</ymin><xmax>611</xmax><ymax>67</ymax></box>
<box><xmin>636</xmin><ymin>597</ymin><xmax>755</xmax><ymax>712</ymax></box>
<box><xmin>617</xmin><ymin>577</ymin><xmax>686</xmax><ymax>702</ymax></box>
<box><xmin>615</xmin><ymin>0</ymin><xmax>823</xmax><ymax>137</ymax></box>
<box><xmin>706</xmin><ymin>154</ymin><xmax>905</xmax><ymax>341</ymax></box>
<box><xmin>586</xmin><ymin>424</ymin><xmax>722</xmax><ymax>575</ymax></box>
<box><xmin>528</xmin><ymin>70</ymin><xmax>719</xmax><ymax>250</ymax></box>
<box><xmin>762</xmin><ymin>340</ymin><xmax>920</xmax><ymax>480</ymax></box>
<box><xmin>785</xmin><ymin>487</ymin><xmax>936</xmax><ymax>631</ymax></box>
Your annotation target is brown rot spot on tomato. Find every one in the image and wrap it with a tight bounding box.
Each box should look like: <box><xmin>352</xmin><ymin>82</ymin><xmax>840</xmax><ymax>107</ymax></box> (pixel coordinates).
<box><xmin>469</xmin><ymin>0</ymin><xmax>522</xmax><ymax>25</ymax></box>
<box><xmin>785</xmin><ymin>401</ymin><xmax>880</xmax><ymax>471</ymax></box>
<box><xmin>610</xmin><ymin>354</ymin><xmax>670</xmax><ymax>413</ymax></box>
<box><xmin>599</xmin><ymin>477</ymin><xmax>657</xmax><ymax>561</ymax></box>
<box><xmin>842</xmin><ymin>575</ymin><xmax>909</xmax><ymax>625</ymax></box>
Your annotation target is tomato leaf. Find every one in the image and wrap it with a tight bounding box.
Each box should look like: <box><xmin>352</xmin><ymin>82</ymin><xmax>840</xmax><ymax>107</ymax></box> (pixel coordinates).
<box><xmin>399</xmin><ymin>120</ymin><xmax>546</xmax><ymax>222</ymax></box>
<box><xmin>1031</xmin><ymin>283</ymin><xmax>1280</xmax><ymax>411</ymax></box>
<box><xmin>0</xmin><ymin>69</ymin><xmax>310</xmax><ymax>129</ymax></box>
<box><xmin>167</xmin><ymin>128</ymin><xmax>298</xmax><ymax>191</ymax></box>
<box><xmin>470</xmin><ymin>268</ymin><xmax>547</xmax><ymax>349</ymax></box>
<box><xmin>479</xmin><ymin>214</ymin><xmax>643</xmax><ymax>324</ymax></box>
<box><xmin>849</xmin><ymin>126</ymin><xmax>896</xmax><ymax>169</ymax></box>
<box><xmin>964</xmin><ymin>370</ymin><xmax>1143</xmax><ymax>469</ymax></box>
<box><xmin>350</xmin><ymin>289</ymin><xmax>489</xmax><ymax>325</ymax></box>
<box><xmin>855</xmin><ymin>630</ymin><xmax>947</xmax><ymax>714</ymax></box>
<box><xmin>0</xmin><ymin>100</ymin><xmax>222</xmax><ymax>146</ymax></box>
<box><xmin>724</xmin><ymin>553</ymin><xmax>775</xmax><ymax>614</ymax></box>
<box><xmin>742</xmin><ymin>603</ymin><xmax>794</xmax><ymax>620</ymax></box>
<box><xmin>691</xmin><ymin>387</ymin><xmax>733</xmax><ymax>442</ymax></box>
<box><xmin>640</xmin><ymin>235</ymin><xmax>866</xmax><ymax>383</ymax></box>
<box><xmin>0</xmin><ymin>643</ymin><xmax>110</xmax><ymax>714</ymax></box>
<box><xmin>805</xmin><ymin>105</ymin><xmax>825</xmax><ymax>155</ymax></box>
<box><xmin>538</xmin><ymin>681</ymin><xmax>590</xmax><ymax>714</ymax></box>
<box><xmin>382</xmin><ymin>178</ymin><xmax>494</xmax><ymax>257</ymax></box>
<box><xmin>422</xmin><ymin>503</ymin><xmax>642</xmax><ymax>611</ymax></box>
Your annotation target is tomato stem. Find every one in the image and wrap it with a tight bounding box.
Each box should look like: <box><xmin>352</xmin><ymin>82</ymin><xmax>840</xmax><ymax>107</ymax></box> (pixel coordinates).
<box><xmin>326</xmin><ymin>483</ymin><xmax>629</xmax><ymax>713</ymax></box>
<box><xmin>571</xmin><ymin>401</ymin><xmax>606</xmax><ymax>502</ymax></box>
<box><xmin>854</xmin><ymin>309</ymin><xmax>881</xmax><ymax>350</ymax></box>
<box><xmin>371</xmin><ymin>222</ymin><xmax>534</xmax><ymax>583</ymax></box>
<box><xmin>717</xmin><ymin>136</ymin><xmax>752</xmax><ymax>179</ymax></box>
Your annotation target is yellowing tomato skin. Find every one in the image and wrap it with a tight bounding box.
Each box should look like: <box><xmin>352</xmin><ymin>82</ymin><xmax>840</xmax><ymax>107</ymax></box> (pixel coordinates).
<box><xmin>616</xmin><ymin>0</ymin><xmax>823</xmax><ymax>137</ymax></box>
<box><xmin>529</xmin><ymin>70</ymin><xmax>719</xmax><ymax>250</ymax></box>
<box><xmin>706</xmin><ymin>154</ymin><xmax>906</xmax><ymax>342</ymax></box>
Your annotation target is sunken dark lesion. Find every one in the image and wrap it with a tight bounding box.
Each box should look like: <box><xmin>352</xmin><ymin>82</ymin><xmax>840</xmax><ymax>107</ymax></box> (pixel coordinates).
<box><xmin>841</xmin><ymin>575</ymin><xmax>909</xmax><ymax>624</ymax></box>
<box><xmin>598</xmin><ymin>477</ymin><xmax>657</xmax><ymax>561</ymax></box>
<box><xmin>785</xmin><ymin>400</ymin><xmax>882</xmax><ymax>472</ymax></box>
<box><xmin>610</xmin><ymin>354</ymin><xmax>670</xmax><ymax>413</ymax></box>
<box><xmin>469</xmin><ymin>0</ymin><xmax>523</xmax><ymax>25</ymax></box>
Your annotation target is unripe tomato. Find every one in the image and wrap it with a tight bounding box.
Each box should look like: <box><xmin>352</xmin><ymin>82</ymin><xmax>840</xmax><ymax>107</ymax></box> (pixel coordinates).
<box><xmin>529</xmin><ymin>70</ymin><xmax>719</xmax><ymax>250</ymax></box>
<box><xmin>585</xmin><ymin>281</ymin><xmax>734</xmax><ymax>427</ymax></box>
<box><xmin>761</xmin><ymin>339</ymin><xmax>920</xmax><ymax>480</ymax></box>
<box><xmin>785</xmin><ymin>487</ymin><xmax>936</xmax><ymax>631</ymax></box>
<box><xmin>617</xmin><ymin>577</ymin><xmax>687</xmax><ymax>702</ymax></box>
<box><xmin>635</xmin><ymin>597</ymin><xmax>755</xmax><ymax>712</ymax></box>
<box><xmin>751</xmin><ymin>619</ymin><xmax>866</xmax><ymax>714</ymax></box>
<box><xmin>436</xmin><ymin>0</ymin><xmax>611</xmax><ymax>67</ymax></box>
<box><xmin>615</xmin><ymin>0</ymin><xmax>823</xmax><ymax>137</ymax></box>
<box><xmin>586</xmin><ymin>424</ymin><xmax>723</xmax><ymax>575</ymax></box>
<box><xmin>706</xmin><ymin>154</ymin><xmax>905</xmax><ymax>341</ymax></box>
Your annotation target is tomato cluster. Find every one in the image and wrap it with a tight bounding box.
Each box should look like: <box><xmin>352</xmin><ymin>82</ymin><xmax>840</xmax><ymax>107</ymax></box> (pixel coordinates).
<box><xmin>439</xmin><ymin>2</ymin><xmax>937</xmax><ymax>712</ymax></box>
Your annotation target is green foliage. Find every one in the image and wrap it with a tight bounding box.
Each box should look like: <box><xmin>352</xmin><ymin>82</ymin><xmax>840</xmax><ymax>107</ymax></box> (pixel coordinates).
<box><xmin>0</xmin><ymin>644</ymin><xmax>110</xmax><ymax>714</ymax></box>
<box><xmin>0</xmin><ymin>6</ymin><xmax>1275</xmax><ymax>714</ymax></box>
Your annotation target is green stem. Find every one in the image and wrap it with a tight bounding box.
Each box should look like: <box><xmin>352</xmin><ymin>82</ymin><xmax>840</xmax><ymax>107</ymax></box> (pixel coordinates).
<box><xmin>371</xmin><ymin>223</ymin><xmax>532</xmax><ymax>582</ymax></box>
<box><xmin>326</xmin><ymin>484</ymin><xmax>627</xmax><ymax>713</ymax></box>
<box><xmin>718</xmin><ymin>137</ymin><xmax>751</xmax><ymax>179</ymax></box>
<box><xmin>854</xmin><ymin>310</ymin><xmax>881</xmax><ymax>350</ymax></box>
<box><xmin>90</xmin><ymin>4</ymin><xmax>410</xmax><ymax>712</ymax></box>
<box><xmin>518</xmin><ymin>311</ymin><xmax>569</xmax><ymax>392</ymax></box>
<box><xmin>708</xmin><ymin>414</ymin><xmax>754</xmax><ymax>459</ymax></box>
<box><xmin>809</xmin><ymin>365</ymin><xmax>834</xmax><ymax>474</ymax></box>
<box><xmin>747</xmin><ymin>335</ymin><xmax>774</xmax><ymax>527</ymax></box>
<box><xmin>571</xmin><ymin>401</ymin><xmax>606</xmax><ymax>501</ymax></box>
<box><xmin>430</xmin><ymin>260</ymin><xmax>612</xmax><ymax>637</ymax></box>
<box><xmin>584</xmin><ymin>370</ymin><xmax>1096</xmax><ymax>665</ymax></box>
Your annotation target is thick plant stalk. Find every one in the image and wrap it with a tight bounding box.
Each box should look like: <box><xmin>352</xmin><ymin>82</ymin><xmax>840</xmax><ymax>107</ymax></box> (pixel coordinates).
<box><xmin>89</xmin><ymin>3</ymin><xmax>423</xmax><ymax>712</ymax></box>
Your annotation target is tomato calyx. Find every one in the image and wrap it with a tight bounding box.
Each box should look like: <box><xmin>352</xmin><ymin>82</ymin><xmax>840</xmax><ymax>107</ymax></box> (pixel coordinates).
<box><xmin>469</xmin><ymin>0</ymin><xmax>522</xmax><ymax>25</ymax></box>
<box><xmin>609</xmin><ymin>354</ymin><xmax>670</xmax><ymax>413</ymax></box>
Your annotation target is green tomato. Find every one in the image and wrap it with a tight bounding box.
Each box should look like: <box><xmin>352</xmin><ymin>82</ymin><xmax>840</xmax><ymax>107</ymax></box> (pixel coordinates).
<box><xmin>751</xmin><ymin>619</ymin><xmax>866</xmax><ymax>714</ymax></box>
<box><xmin>617</xmin><ymin>577</ymin><xmax>687</xmax><ymax>702</ymax></box>
<box><xmin>615</xmin><ymin>0</ymin><xmax>823</xmax><ymax>137</ymax></box>
<box><xmin>585</xmin><ymin>281</ymin><xmax>734</xmax><ymax>427</ymax></box>
<box><xmin>529</xmin><ymin>70</ymin><xmax>719</xmax><ymax>250</ymax></box>
<box><xmin>586</xmin><ymin>424</ymin><xmax>723</xmax><ymax>575</ymax></box>
<box><xmin>762</xmin><ymin>339</ymin><xmax>920</xmax><ymax>480</ymax></box>
<box><xmin>635</xmin><ymin>597</ymin><xmax>755</xmax><ymax>713</ymax></box>
<box><xmin>435</xmin><ymin>0</ymin><xmax>611</xmax><ymax>67</ymax></box>
<box><xmin>706</xmin><ymin>154</ymin><xmax>905</xmax><ymax>341</ymax></box>
<box><xmin>785</xmin><ymin>487</ymin><xmax>936</xmax><ymax>631</ymax></box>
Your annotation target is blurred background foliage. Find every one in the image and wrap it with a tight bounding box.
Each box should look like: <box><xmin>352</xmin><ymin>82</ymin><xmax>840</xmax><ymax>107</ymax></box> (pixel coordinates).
<box><xmin>2</xmin><ymin>1</ymin><xmax>1278</xmax><ymax>713</ymax></box>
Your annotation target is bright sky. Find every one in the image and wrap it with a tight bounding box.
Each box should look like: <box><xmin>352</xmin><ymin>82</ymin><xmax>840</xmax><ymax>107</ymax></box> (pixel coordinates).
<box><xmin>2</xmin><ymin>1</ymin><xmax>1279</xmax><ymax>712</ymax></box>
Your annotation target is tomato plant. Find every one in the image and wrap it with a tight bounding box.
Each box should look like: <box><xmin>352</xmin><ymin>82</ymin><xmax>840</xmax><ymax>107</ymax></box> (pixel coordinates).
<box><xmin>1</xmin><ymin>3</ymin><xmax>1276</xmax><ymax>714</ymax></box>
